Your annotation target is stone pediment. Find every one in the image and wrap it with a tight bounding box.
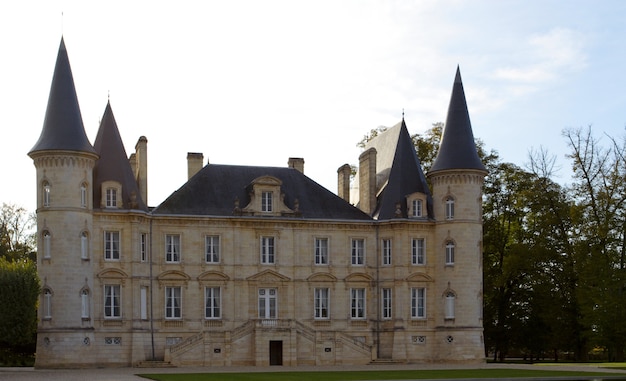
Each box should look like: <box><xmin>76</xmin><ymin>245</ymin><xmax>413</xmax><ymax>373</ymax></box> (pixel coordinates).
<box><xmin>246</xmin><ymin>269</ymin><xmax>290</xmax><ymax>282</ymax></box>
<box><xmin>157</xmin><ymin>270</ymin><xmax>191</xmax><ymax>282</ymax></box>
<box><xmin>97</xmin><ymin>268</ymin><xmax>128</xmax><ymax>279</ymax></box>
<box><xmin>407</xmin><ymin>272</ymin><xmax>433</xmax><ymax>282</ymax></box>
<box><xmin>345</xmin><ymin>273</ymin><xmax>373</xmax><ymax>282</ymax></box>
<box><xmin>198</xmin><ymin>270</ymin><xmax>230</xmax><ymax>282</ymax></box>
<box><xmin>251</xmin><ymin>176</ymin><xmax>282</xmax><ymax>187</ymax></box>
<box><xmin>307</xmin><ymin>272</ymin><xmax>338</xmax><ymax>282</ymax></box>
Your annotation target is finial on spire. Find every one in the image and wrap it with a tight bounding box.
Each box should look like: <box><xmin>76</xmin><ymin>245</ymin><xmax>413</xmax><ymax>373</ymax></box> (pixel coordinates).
<box><xmin>402</xmin><ymin>108</ymin><xmax>405</xmax><ymax>120</ymax></box>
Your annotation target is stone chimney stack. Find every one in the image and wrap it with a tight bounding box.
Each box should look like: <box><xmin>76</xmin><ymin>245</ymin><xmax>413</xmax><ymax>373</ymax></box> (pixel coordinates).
<box><xmin>187</xmin><ymin>152</ymin><xmax>204</xmax><ymax>180</ymax></box>
<box><xmin>337</xmin><ymin>164</ymin><xmax>351</xmax><ymax>203</ymax></box>
<box><xmin>288</xmin><ymin>157</ymin><xmax>305</xmax><ymax>173</ymax></box>
<box><xmin>135</xmin><ymin>136</ymin><xmax>148</xmax><ymax>204</ymax></box>
<box><xmin>358</xmin><ymin>148</ymin><xmax>377</xmax><ymax>215</ymax></box>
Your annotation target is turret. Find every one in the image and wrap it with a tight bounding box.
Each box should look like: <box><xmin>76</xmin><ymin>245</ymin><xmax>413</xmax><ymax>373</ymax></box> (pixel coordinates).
<box><xmin>427</xmin><ymin>66</ymin><xmax>487</xmax><ymax>361</ymax></box>
<box><xmin>28</xmin><ymin>37</ymin><xmax>98</xmax><ymax>368</ymax></box>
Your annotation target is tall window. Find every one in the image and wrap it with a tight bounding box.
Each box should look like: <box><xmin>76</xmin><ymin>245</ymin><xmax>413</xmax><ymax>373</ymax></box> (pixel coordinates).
<box><xmin>205</xmin><ymin>235</ymin><xmax>220</xmax><ymax>263</ymax></box>
<box><xmin>382</xmin><ymin>288</ymin><xmax>392</xmax><ymax>319</ymax></box>
<box><xmin>140</xmin><ymin>287</ymin><xmax>148</xmax><ymax>320</ymax></box>
<box><xmin>412</xmin><ymin>238</ymin><xmax>425</xmax><ymax>265</ymax></box>
<box><xmin>314</xmin><ymin>288</ymin><xmax>329</xmax><ymax>319</ymax></box>
<box><xmin>382</xmin><ymin>239</ymin><xmax>392</xmax><ymax>265</ymax></box>
<box><xmin>106</xmin><ymin>188</ymin><xmax>117</xmax><ymax>208</ymax></box>
<box><xmin>445</xmin><ymin>197</ymin><xmax>455</xmax><ymax>220</ymax></box>
<box><xmin>258</xmin><ymin>288</ymin><xmax>277</xmax><ymax>319</ymax></box>
<box><xmin>412</xmin><ymin>199</ymin><xmax>423</xmax><ymax>217</ymax></box>
<box><xmin>43</xmin><ymin>231</ymin><xmax>51</xmax><ymax>259</ymax></box>
<box><xmin>315</xmin><ymin>238</ymin><xmax>328</xmax><ymax>265</ymax></box>
<box><xmin>165</xmin><ymin>286</ymin><xmax>182</xmax><ymax>319</ymax></box>
<box><xmin>166</xmin><ymin>234</ymin><xmax>180</xmax><ymax>263</ymax></box>
<box><xmin>261</xmin><ymin>191</ymin><xmax>273</xmax><ymax>212</ymax></box>
<box><xmin>445</xmin><ymin>292</ymin><xmax>456</xmax><ymax>319</ymax></box>
<box><xmin>80</xmin><ymin>183</ymin><xmax>87</xmax><ymax>208</ymax></box>
<box><xmin>351</xmin><ymin>239</ymin><xmax>364</xmax><ymax>265</ymax></box>
<box><xmin>104</xmin><ymin>285</ymin><xmax>121</xmax><ymax>319</ymax></box>
<box><xmin>205</xmin><ymin>287</ymin><xmax>221</xmax><ymax>319</ymax></box>
<box><xmin>81</xmin><ymin>289</ymin><xmax>90</xmax><ymax>319</ymax></box>
<box><xmin>140</xmin><ymin>233</ymin><xmax>148</xmax><ymax>262</ymax></box>
<box><xmin>43</xmin><ymin>181</ymin><xmax>51</xmax><ymax>207</ymax></box>
<box><xmin>104</xmin><ymin>231</ymin><xmax>120</xmax><ymax>260</ymax></box>
<box><xmin>81</xmin><ymin>231</ymin><xmax>89</xmax><ymax>260</ymax></box>
<box><xmin>411</xmin><ymin>287</ymin><xmax>426</xmax><ymax>319</ymax></box>
<box><xmin>350</xmin><ymin>288</ymin><xmax>366</xmax><ymax>319</ymax></box>
<box><xmin>43</xmin><ymin>288</ymin><xmax>52</xmax><ymax>319</ymax></box>
<box><xmin>261</xmin><ymin>236</ymin><xmax>275</xmax><ymax>264</ymax></box>
<box><xmin>445</xmin><ymin>241</ymin><xmax>455</xmax><ymax>265</ymax></box>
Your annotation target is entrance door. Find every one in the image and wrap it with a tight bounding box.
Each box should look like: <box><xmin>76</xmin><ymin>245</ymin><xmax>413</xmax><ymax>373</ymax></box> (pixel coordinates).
<box><xmin>269</xmin><ymin>340</ymin><xmax>283</xmax><ymax>365</ymax></box>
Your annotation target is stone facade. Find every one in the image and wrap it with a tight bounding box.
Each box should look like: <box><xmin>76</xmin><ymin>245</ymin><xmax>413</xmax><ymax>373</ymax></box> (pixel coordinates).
<box><xmin>29</xmin><ymin>39</ymin><xmax>486</xmax><ymax>368</ymax></box>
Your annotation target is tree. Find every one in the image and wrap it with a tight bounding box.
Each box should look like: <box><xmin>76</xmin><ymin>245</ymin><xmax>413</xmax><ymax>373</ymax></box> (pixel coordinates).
<box><xmin>0</xmin><ymin>203</ymin><xmax>36</xmax><ymax>262</ymax></box>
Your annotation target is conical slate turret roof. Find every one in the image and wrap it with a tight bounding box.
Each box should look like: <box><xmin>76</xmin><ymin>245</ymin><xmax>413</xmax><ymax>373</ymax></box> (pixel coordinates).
<box><xmin>429</xmin><ymin>67</ymin><xmax>485</xmax><ymax>173</ymax></box>
<box><xmin>375</xmin><ymin>119</ymin><xmax>433</xmax><ymax>220</ymax></box>
<box><xmin>93</xmin><ymin>102</ymin><xmax>147</xmax><ymax>211</ymax></box>
<box><xmin>29</xmin><ymin>37</ymin><xmax>96</xmax><ymax>155</ymax></box>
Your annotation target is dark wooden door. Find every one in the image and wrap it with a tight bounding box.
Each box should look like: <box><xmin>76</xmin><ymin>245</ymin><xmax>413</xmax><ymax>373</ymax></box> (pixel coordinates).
<box><xmin>269</xmin><ymin>340</ymin><xmax>283</xmax><ymax>365</ymax></box>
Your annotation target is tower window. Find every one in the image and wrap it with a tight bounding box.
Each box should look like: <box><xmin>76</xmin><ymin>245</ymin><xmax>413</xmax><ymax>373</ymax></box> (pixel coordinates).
<box><xmin>43</xmin><ymin>182</ymin><xmax>51</xmax><ymax>207</ymax></box>
<box><xmin>42</xmin><ymin>230</ymin><xmax>51</xmax><ymax>259</ymax></box>
<box><xmin>445</xmin><ymin>241</ymin><xmax>455</xmax><ymax>265</ymax></box>
<box><xmin>80</xmin><ymin>231</ymin><xmax>89</xmax><ymax>260</ymax></box>
<box><xmin>445</xmin><ymin>291</ymin><xmax>456</xmax><ymax>319</ymax></box>
<box><xmin>445</xmin><ymin>197</ymin><xmax>455</xmax><ymax>220</ymax></box>
<box><xmin>43</xmin><ymin>288</ymin><xmax>52</xmax><ymax>319</ymax></box>
<box><xmin>80</xmin><ymin>183</ymin><xmax>87</xmax><ymax>208</ymax></box>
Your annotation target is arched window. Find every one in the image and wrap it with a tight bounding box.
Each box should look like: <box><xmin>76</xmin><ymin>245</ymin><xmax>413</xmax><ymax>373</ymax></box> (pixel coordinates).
<box><xmin>43</xmin><ymin>181</ymin><xmax>51</xmax><ymax>207</ymax></box>
<box><xmin>80</xmin><ymin>183</ymin><xmax>87</xmax><ymax>208</ymax></box>
<box><xmin>43</xmin><ymin>231</ymin><xmax>51</xmax><ymax>259</ymax></box>
<box><xmin>445</xmin><ymin>291</ymin><xmax>456</xmax><ymax>319</ymax></box>
<box><xmin>445</xmin><ymin>241</ymin><xmax>455</xmax><ymax>265</ymax></box>
<box><xmin>81</xmin><ymin>289</ymin><xmax>90</xmax><ymax>319</ymax></box>
<box><xmin>80</xmin><ymin>231</ymin><xmax>89</xmax><ymax>260</ymax></box>
<box><xmin>43</xmin><ymin>288</ymin><xmax>52</xmax><ymax>319</ymax></box>
<box><xmin>445</xmin><ymin>197</ymin><xmax>455</xmax><ymax>220</ymax></box>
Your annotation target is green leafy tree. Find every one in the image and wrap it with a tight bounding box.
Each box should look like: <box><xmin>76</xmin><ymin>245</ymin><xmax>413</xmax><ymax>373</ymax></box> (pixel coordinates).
<box><xmin>0</xmin><ymin>203</ymin><xmax>36</xmax><ymax>262</ymax></box>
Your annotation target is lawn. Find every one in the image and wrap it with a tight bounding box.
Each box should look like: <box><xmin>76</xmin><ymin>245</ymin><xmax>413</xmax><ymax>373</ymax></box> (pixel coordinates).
<box><xmin>138</xmin><ymin>368</ymin><xmax>622</xmax><ymax>381</ymax></box>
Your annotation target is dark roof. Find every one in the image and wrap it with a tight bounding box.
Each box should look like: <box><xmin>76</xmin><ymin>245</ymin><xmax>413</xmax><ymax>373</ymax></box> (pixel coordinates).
<box><xmin>153</xmin><ymin>164</ymin><xmax>372</xmax><ymax>220</ymax></box>
<box><xmin>429</xmin><ymin>66</ymin><xmax>486</xmax><ymax>173</ymax></box>
<box><xmin>374</xmin><ymin>120</ymin><xmax>434</xmax><ymax>220</ymax></box>
<box><xmin>93</xmin><ymin>102</ymin><xmax>147</xmax><ymax>211</ymax></box>
<box><xmin>29</xmin><ymin>37</ymin><xmax>96</xmax><ymax>156</ymax></box>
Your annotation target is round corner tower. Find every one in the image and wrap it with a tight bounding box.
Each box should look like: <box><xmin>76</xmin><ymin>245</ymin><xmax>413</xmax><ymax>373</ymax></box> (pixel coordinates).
<box><xmin>28</xmin><ymin>37</ymin><xmax>99</xmax><ymax>368</ymax></box>
<box><xmin>427</xmin><ymin>67</ymin><xmax>487</xmax><ymax>362</ymax></box>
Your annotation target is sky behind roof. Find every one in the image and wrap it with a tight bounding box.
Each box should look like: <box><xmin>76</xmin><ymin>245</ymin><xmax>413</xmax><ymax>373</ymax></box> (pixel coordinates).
<box><xmin>2</xmin><ymin>0</ymin><xmax>626</xmax><ymax>211</ymax></box>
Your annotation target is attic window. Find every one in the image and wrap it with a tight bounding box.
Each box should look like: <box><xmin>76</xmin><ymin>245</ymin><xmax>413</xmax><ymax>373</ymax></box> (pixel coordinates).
<box><xmin>261</xmin><ymin>191</ymin><xmax>273</xmax><ymax>212</ymax></box>
<box><xmin>106</xmin><ymin>188</ymin><xmax>117</xmax><ymax>208</ymax></box>
<box><xmin>101</xmin><ymin>181</ymin><xmax>122</xmax><ymax>209</ymax></box>
<box><xmin>412</xmin><ymin>199</ymin><xmax>423</xmax><ymax>218</ymax></box>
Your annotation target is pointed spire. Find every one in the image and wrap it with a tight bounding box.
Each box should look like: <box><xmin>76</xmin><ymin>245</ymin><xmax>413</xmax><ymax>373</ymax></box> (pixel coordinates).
<box><xmin>429</xmin><ymin>66</ymin><xmax>485</xmax><ymax>173</ymax></box>
<box><xmin>29</xmin><ymin>37</ymin><xmax>96</xmax><ymax>156</ymax></box>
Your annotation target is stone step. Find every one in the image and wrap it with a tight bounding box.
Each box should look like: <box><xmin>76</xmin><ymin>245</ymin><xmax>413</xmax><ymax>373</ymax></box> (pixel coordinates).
<box><xmin>135</xmin><ymin>360</ymin><xmax>176</xmax><ymax>368</ymax></box>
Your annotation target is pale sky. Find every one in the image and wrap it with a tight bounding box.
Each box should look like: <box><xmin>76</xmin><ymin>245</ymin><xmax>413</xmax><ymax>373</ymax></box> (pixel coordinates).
<box><xmin>2</xmin><ymin>0</ymin><xmax>625</xmax><ymax>211</ymax></box>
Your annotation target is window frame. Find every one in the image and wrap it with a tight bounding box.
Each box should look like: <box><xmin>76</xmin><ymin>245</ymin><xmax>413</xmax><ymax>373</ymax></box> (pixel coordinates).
<box><xmin>42</xmin><ymin>288</ymin><xmax>52</xmax><ymax>319</ymax></box>
<box><xmin>105</xmin><ymin>188</ymin><xmax>117</xmax><ymax>208</ymax></box>
<box><xmin>411</xmin><ymin>287</ymin><xmax>426</xmax><ymax>319</ymax></box>
<box><xmin>104</xmin><ymin>231</ymin><xmax>120</xmax><ymax>261</ymax></box>
<box><xmin>104</xmin><ymin>284</ymin><xmax>121</xmax><ymax>319</ymax></box>
<box><xmin>351</xmin><ymin>238</ymin><xmax>365</xmax><ymax>266</ymax></box>
<box><xmin>80</xmin><ymin>231</ymin><xmax>89</xmax><ymax>260</ymax></box>
<box><xmin>43</xmin><ymin>181</ymin><xmax>51</xmax><ymax>207</ymax></box>
<box><xmin>412</xmin><ymin>238</ymin><xmax>425</xmax><ymax>265</ymax></box>
<box><xmin>205</xmin><ymin>286</ymin><xmax>221</xmax><ymax>319</ymax></box>
<box><xmin>445</xmin><ymin>241</ymin><xmax>455</xmax><ymax>265</ymax></box>
<box><xmin>260</xmin><ymin>236</ymin><xmax>275</xmax><ymax>264</ymax></box>
<box><xmin>314</xmin><ymin>287</ymin><xmax>330</xmax><ymax>319</ymax></box>
<box><xmin>412</xmin><ymin>199</ymin><xmax>423</xmax><ymax>218</ymax></box>
<box><xmin>350</xmin><ymin>288</ymin><xmax>366</xmax><ymax>319</ymax></box>
<box><xmin>382</xmin><ymin>239</ymin><xmax>392</xmax><ymax>265</ymax></box>
<box><xmin>258</xmin><ymin>288</ymin><xmax>277</xmax><ymax>319</ymax></box>
<box><xmin>382</xmin><ymin>288</ymin><xmax>392</xmax><ymax>320</ymax></box>
<box><xmin>165</xmin><ymin>286</ymin><xmax>182</xmax><ymax>320</ymax></box>
<box><xmin>445</xmin><ymin>197</ymin><xmax>455</xmax><ymax>220</ymax></box>
<box><xmin>314</xmin><ymin>237</ymin><xmax>329</xmax><ymax>265</ymax></box>
<box><xmin>165</xmin><ymin>234</ymin><xmax>181</xmax><ymax>263</ymax></box>
<box><xmin>205</xmin><ymin>235</ymin><xmax>220</xmax><ymax>263</ymax></box>
<box><xmin>261</xmin><ymin>191</ymin><xmax>273</xmax><ymax>212</ymax></box>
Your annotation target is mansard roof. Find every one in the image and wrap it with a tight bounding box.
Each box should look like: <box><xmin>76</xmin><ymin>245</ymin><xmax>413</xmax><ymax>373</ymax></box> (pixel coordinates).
<box><xmin>153</xmin><ymin>164</ymin><xmax>372</xmax><ymax>220</ymax></box>
<box><xmin>374</xmin><ymin>119</ymin><xmax>433</xmax><ymax>220</ymax></box>
<box><xmin>92</xmin><ymin>102</ymin><xmax>147</xmax><ymax>211</ymax></box>
<box><xmin>29</xmin><ymin>37</ymin><xmax>96</xmax><ymax>156</ymax></box>
<box><xmin>429</xmin><ymin>67</ymin><xmax>485</xmax><ymax>174</ymax></box>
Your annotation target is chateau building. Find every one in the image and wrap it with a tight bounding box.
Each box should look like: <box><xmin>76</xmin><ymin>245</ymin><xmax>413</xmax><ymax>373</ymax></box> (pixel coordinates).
<box><xmin>29</xmin><ymin>38</ymin><xmax>487</xmax><ymax>368</ymax></box>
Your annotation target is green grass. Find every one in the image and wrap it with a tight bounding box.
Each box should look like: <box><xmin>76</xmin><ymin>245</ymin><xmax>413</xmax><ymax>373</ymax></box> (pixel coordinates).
<box><xmin>138</xmin><ymin>368</ymin><xmax>622</xmax><ymax>381</ymax></box>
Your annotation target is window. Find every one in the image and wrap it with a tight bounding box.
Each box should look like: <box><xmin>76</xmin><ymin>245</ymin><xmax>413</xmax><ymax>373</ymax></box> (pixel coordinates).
<box><xmin>412</xmin><ymin>199</ymin><xmax>423</xmax><ymax>217</ymax></box>
<box><xmin>350</xmin><ymin>288</ymin><xmax>366</xmax><ymax>319</ymax></box>
<box><xmin>43</xmin><ymin>288</ymin><xmax>52</xmax><ymax>319</ymax></box>
<box><xmin>314</xmin><ymin>288</ymin><xmax>329</xmax><ymax>319</ymax></box>
<box><xmin>412</xmin><ymin>238</ymin><xmax>425</xmax><ymax>265</ymax></box>
<box><xmin>411</xmin><ymin>287</ymin><xmax>426</xmax><ymax>319</ymax></box>
<box><xmin>445</xmin><ymin>291</ymin><xmax>456</xmax><ymax>319</ymax></box>
<box><xmin>106</xmin><ymin>188</ymin><xmax>117</xmax><ymax>208</ymax></box>
<box><xmin>104</xmin><ymin>231</ymin><xmax>120</xmax><ymax>260</ymax></box>
<box><xmin>80</xmin><ymin>231</ymin><xmax>89</xmax><ymax>260</ymax></box>
<box><xmin>205</xmin><ymin>235</ymin><xmax>220</xmax><ymax>263</ymax></box>
<box><xmin>104</xmin><ymin>285</ymin><xmax>121</xmax><ymax>319</ymax></box>
<box><xmin>315</xmin><ymin>238</ymin><xmax>328</xmax><ymax>265</ymax></box>
<box><xmin>261</xmin><ymin>236</ymin><xmax>275</xmax><ymax>264</ymax></box>
<box><xmin>165</xmin><ymin>286</ymin><xmax>182</xmax><ymax>319</ymax></box>
<box><xmin>258</xmin><ymin>288</ymin><xmax>277</xmax><ymax>319</ymax></box>
<box><xmin>261</xmin><ymin>191</ymin><xmax>273</xmax><ymax>212</ymax></box>
<box><xmin>43</xmin><ymin>181</ymin><xmax>50</xmax><ymax>207</ymax></box>
<box><xmin>445</xmin><ymin>241</ymin><xmax>455</xmax><ymax>265</ymax></box>
<box><xmin>445</xmin><ymin>197</ymin><xmax>455</xmax><ymax>220</ymax></box>
<box><xmin>166</xmin><ymin>234</ymin><xmax>180</xmax><ymax>263</ymax></box>
<box><xmin>351</xmin><ymin>239</ymin><xmax>364</xmax><ymax>265</ymax></box>
<box><xmin>205</xmin><ymin>287</ymin><xmax>221</xmax><ymax>319</ymax></box>
<box><xmin>80</xmin><ymin>183</ymin><xmax>87</xmax><ymax>208</ymax></box>
<box><xmin>81</xmin><ymin>289</ymin><xmax>90</xmax><ymax>319</ymax></box>
<box><xmin>382</xmin><ymin>239</ymin><xmax>392</xmax><ymax>265</ymax></box>
<box><xmin>140</xmin><ymin>233</ymin><xmax>148</xmax><ymax>262</ymax></box>
<box><xmin>382</xmin><ymin>288</ymin><xmax>392</xmax><ymax>319</ymax></box>
<box><xmin>43</xmin><ymin>231</ymin><xmax>51</xmax><ymax>259</ymax></box>
<box><xmin>140</xmin><ymin>287</ymin><xmax>148</xmax><ymax>320</ymax></box>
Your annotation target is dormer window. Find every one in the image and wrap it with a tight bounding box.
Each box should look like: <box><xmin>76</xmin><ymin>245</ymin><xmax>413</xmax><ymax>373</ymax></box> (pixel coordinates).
<box><xmin>106</xmin><ymin>188</ymin><xmax>117</xmax><ymax>208</ymax></box>
<box><xmin>412</xmin><ymin>199</ymin><xmax>423</xmax><ymax>218</ymax></box>
<box><xmin>101</xmin><ymin>181</ymin><xmax>122</xmax><ymax>209</ymax></box>
<box><xmin>261</xmin><ymin>191</ymin><xmax>273</xmax><ymax>212</ymax></box>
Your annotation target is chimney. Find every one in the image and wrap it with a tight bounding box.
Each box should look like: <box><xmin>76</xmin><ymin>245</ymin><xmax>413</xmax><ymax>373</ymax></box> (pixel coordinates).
<box><xmin>288</xmin><ymin>157</ymin><xmax>305</xmax><ymax>173</ymax></box>
<box><xmin>187</xmin><ymin>152</ymin><xmax>204</xmax><ymax>180</ymax></box>
<box><xmin>337</xmin><ymin>164</ymin><xmax>351</xmax><ymax>203</ymax></box>
<box><xmin>358</xmin><ymin>148</ymin><xmax>377</xmax><ymax>215</ymax></box>
<box><xmin>135</xmin><ymin>136</ymin><xmax>148</xmax><ymax>204</ymax></box>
